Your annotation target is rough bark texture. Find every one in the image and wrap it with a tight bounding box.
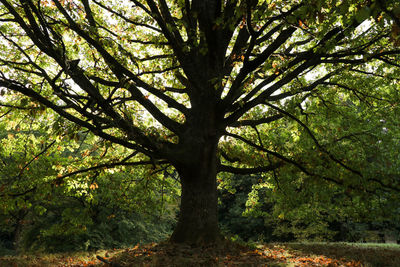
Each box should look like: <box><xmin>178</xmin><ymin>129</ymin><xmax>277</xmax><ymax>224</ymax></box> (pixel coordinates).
<box><xmin>170</xmin><ymin>167</ymin><xmax>221</xmax><ymax>244</ymax></box>
<box><xmin>170</xmin><ymin>139</ymin><xmax>222</xmax><ymax>244</ymax></box>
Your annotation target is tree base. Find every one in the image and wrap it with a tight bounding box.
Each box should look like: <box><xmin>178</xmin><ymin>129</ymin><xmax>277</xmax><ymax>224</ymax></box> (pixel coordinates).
<box><xmin>169</xmin><ymin>224</ymin><xmax>224</xmax><ymax>246</ymax></box>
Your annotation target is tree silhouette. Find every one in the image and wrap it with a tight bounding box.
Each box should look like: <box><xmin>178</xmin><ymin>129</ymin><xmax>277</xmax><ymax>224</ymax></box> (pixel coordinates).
<box><xmin>0</xmin><ymin>0</ymin><xmax>399</xmax><ymax>244</ymax></box>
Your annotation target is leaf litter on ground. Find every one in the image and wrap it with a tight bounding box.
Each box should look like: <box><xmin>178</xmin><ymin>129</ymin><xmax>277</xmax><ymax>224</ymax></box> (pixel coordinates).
<box><xmin>1</xmin><ymin>241</ymin><xmax>399</xmax><ymax>266</ymax></box>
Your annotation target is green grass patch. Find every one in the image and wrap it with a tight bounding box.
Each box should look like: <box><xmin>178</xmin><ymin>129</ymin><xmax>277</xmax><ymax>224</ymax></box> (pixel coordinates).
<box><xmin>283</xmin><ymin>242</ymin><xmax>400</xmax><ymax>267</ymax></box>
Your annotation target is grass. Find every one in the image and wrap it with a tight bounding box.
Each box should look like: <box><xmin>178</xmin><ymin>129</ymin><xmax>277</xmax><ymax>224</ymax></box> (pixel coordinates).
<box><xmin>0</xmin><ymin>250</ymin><xmax>109</xmax><ymax>267</ymax></box>
<box><xmin>283</xmin><ymin>242</ymin><xmax>400</xmax><ymax>267</ymax></box>
<box><xmin>0</xmin><ymin>242</ymin><xmax>399</xmax><ymax>266</ymax></box>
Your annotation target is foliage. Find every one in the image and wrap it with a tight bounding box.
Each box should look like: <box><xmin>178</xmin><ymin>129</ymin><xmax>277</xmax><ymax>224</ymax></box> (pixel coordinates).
<box><xmin>218</xmin><ymin>60</ymin><xmax>400</xmax><ymax>241</ymax></box>
<box><xmin>0</xmin><ymin>0</ymin><xmax>400</xmax><ymax>244</ymax></box>
<box><xmin>218</xmin><ymin>174</ymin><xmax>275</xmax><ymax>242</ymax></box>
<box><xmin>241</xmin><ymin>71</ymin><xmax>400</xmax><ymax>241</ymax></box>
<box><xmin>0</xmin><ymin>110</ymin><xmax>179</xmax><ymax>253</ymax></box>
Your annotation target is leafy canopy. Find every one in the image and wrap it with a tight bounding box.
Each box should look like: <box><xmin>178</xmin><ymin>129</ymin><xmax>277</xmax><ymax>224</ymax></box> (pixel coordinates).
<box><xmin>0</xmin><ymin>0</ymin><xmax>400</xmax><ymax>245</ymax></box>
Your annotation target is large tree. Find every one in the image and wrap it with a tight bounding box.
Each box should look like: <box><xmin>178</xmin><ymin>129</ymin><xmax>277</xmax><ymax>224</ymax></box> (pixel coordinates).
<box><xmin>0</xmin><ymin>0</ymin><xmax>399</xmax><ymax>244</ymax></box>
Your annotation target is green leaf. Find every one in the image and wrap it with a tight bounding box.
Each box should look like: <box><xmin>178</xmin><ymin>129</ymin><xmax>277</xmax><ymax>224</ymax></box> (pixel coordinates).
<box><xmin>355</xmin><ymin>7</ymin><xmax>371</xmax><ymax>23</ymax></box>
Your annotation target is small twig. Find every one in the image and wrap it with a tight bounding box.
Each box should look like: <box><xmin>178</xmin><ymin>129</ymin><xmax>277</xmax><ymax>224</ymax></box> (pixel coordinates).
<box><xmin>18</xmin><ymin>140</ymin><xmax>56</xmax><ymax>178</ymax></box>
<box><xmin>96</xmin><ymin>255</ymin><xmax>122</xmax><ymax>267</ymax></box>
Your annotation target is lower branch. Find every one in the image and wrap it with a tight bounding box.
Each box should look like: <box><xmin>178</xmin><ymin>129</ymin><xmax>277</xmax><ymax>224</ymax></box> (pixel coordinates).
<box><xmin>218</xmin><ymin>162</ymin><xmax>284</xmax><ymax>174</ymax></box>
<box><xmin>56</xmin><ymin>159</ymin><xmax>169</xmax><ymax>181</ymax></box>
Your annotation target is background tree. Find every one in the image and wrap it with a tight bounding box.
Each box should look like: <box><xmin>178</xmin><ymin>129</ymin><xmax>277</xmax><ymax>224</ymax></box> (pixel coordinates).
<box><xmin>0</xmin><ymin>0</ymin><xmax>400</xmax><ymax>244</ymax></box>
<box><xmin>0</xmin><ymin>108</ymin><xmax>178</xmax><ymax>253</ymax></box>
<box><xmin>242</xmin><ymin>73</ymin><xmax>400</xmax><ymax>241</ymax></box>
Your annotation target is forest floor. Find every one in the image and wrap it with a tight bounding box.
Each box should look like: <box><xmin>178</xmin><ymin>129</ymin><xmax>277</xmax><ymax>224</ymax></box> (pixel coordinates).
<box><xmin>0</xmin><ymin>241</ymin><xmax>399</xmax><ymax>266</ymax></box>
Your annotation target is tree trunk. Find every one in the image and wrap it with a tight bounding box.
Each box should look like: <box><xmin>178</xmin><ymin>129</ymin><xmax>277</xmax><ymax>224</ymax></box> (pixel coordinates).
<box><xmin>170</xmin><ymin>143</ymin><xmax>222</xmax><ymax>245</ymax></box>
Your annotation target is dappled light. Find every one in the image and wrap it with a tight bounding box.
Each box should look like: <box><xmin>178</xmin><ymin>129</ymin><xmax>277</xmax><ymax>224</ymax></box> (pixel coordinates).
<box><xmin>4</xmin><ymin>242</ymin><xmax>400</xmax><ymax>266</ymax></box>
<box><xmin>0</xmin><ymin>0</ymin><xmax>400</xmax><ymax>265</ymax></box>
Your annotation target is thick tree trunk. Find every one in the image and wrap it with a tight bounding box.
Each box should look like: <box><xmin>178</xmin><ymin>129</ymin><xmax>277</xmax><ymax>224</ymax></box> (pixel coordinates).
<box><xmin>170</xmin><ymin>143</ymin><xmax>222</xmax><ymax>245</ymax></box>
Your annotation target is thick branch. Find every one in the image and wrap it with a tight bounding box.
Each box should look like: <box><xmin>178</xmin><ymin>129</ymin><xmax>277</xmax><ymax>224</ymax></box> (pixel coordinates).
<box><xmin>218</xmin><ymin>162</ymin><xmax>284</xmax><ymax>175</ymax></box>
<box><xmin>0</xmin><ymin>79</ymin><xmax>152</xmax><ymax>156</ymax></box>
<box><xmin>224</xmin><ymin>53</ymin><xmax>320</xmax><ymax>127</ymax></box>
<box><xmin>267</xmin><ymin>71</ymin><xmax>338</xmax><ymax>102</ymax></box>
<box><xmin>229</xmin><ymin>114</ymin><xmax>283</xmax><ymax>127</ymax></box>
<box><xmin>223</xmin><ymin>132</ymin><xmax>348</xmax><ymax>187</ymax></box>
<box><xmin>56</xmin><ymin>159</ymin><xmax>168</xmax><ymax>180</ymax></box>
<box><xmin>93</xmin><ymin>0</ymin><xmax>162</xmax><ymax>33</ymax></box>
<box><xmin>223</xmin><ymin>26</ymin><xmax>297</xmax><ymax>106</ymax></box>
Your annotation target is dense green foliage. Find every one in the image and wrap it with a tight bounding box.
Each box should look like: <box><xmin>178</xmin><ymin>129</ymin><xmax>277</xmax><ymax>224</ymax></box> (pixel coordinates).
<box><xmin>217</xmin><ymin>67</ymin><xmax>400</xmax><ymax>242</ymax></box>
<box><xmin>0</xmin><ymin>110</ymin><xmax>178</xmax><ymax>254</ymax></box>
<box><xmin>1</xmin><ymin>99</ymin><xmax>399</xmax><ymax>253</ymax></box>
<box><xmin>219</xmin><ymin>78</ymin><xmax>400</xmax><ymax>242</ymax></box>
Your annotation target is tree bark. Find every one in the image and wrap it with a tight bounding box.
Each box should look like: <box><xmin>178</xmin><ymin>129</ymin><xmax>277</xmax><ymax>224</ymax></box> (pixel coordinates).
<box><xmin>170</xmin><ymin>142</ymin><xmax>222</xmax><ymax>245</ymax></box>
